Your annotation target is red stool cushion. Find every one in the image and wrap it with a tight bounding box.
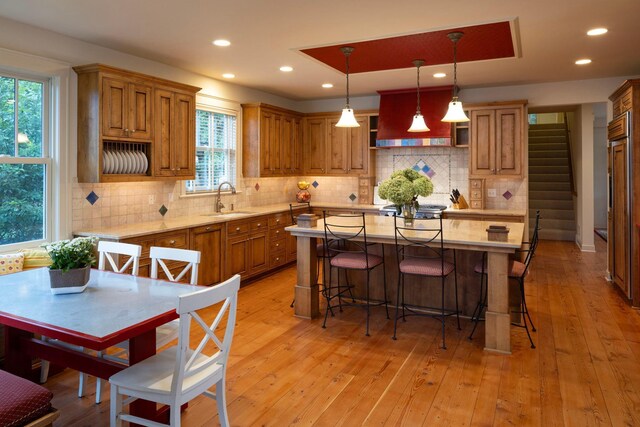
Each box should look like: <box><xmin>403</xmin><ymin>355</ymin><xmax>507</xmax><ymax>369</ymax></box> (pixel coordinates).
<box><xmin>0</xmin><ymin>370</ymin><xmax>53</xmax><ymax>427</ymax></box>
<box><xmin>400</xmin><ymin>258</ymin><xmax>454</xmax><ymax>276</ymax></box>
<box><xmin>330</xmin><ymin>252</ymin><xmax>383</xmax><ymax>269</ymax></box>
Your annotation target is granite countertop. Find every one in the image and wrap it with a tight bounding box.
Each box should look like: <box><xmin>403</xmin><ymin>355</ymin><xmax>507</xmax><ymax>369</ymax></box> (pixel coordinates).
<box><xmin>74</xmin><ymin>202</ymin><xmax>527</xmax><ymax>240</ymax></box>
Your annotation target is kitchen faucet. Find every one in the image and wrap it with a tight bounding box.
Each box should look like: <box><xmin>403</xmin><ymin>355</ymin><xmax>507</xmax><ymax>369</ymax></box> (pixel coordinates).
<box><xmin>215</xmin><ymin>181</ymin><xmax>236</xmax><ymax>213</ymax></box>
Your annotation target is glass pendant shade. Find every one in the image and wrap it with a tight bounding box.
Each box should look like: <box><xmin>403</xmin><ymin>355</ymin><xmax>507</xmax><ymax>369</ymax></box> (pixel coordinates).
<box><xmin>441</xmin><ymin>32</ymin><xmax>470</xmax><ymax>123</ymax></box>
<box><xmin>442</xmin><ymin>98</ymin><xmax>469</xmax><ymax>122</ymax></box>
<box><xmin>336</xmin><ymin>108</ymin><xmax>360</xmax><ymax>127</ymax></box>
<box><xmin>408</xmin><ymin>114</ymin><xmax>429</xmax><ymax>132</ymax></box>
<box><xmin>335</xmin><ymin>46</ymin><xmax>360</xmax><ymax>128</ymax></box>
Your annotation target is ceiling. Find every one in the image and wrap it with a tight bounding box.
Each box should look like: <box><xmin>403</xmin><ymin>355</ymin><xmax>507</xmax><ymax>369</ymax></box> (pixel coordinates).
<box><xmin>0</xmin><ymin>0</ymin><xmax>638</xmax><ymax>101</ymax></box>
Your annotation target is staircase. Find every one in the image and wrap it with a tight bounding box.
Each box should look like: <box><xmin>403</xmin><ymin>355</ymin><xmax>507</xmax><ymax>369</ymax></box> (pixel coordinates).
<box><xmin>528</xmin><ymin>123</ymin><xmax>576</xmax><ymax>241</ymax></box>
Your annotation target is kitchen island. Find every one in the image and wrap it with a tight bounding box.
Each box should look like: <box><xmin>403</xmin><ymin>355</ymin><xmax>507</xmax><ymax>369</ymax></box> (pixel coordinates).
<box><xmin>286</xmin><ymin>215</ymin><xmax>525</xmax><ymax>354</ymax></box>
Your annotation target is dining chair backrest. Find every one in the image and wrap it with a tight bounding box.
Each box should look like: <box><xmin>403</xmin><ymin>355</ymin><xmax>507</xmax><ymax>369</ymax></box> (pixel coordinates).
<box><xmin>322</xmin><ymin>211</ymin><xmax>369</xmax><ymax>258</ymax></box>
<box><xmin>394</xmin><ymin>215</ymin><xmax>446</xmax><ymax>269</ymax></box>
<box><xmin>97</xmin><ymin>241</ymin><xmax>142</xmax><ymax>275</ymax></box>
<box><xmin>150</xmin><ymin>247</ymin><xmax>201</xmax><ymax>285</ymax></box>
<box><xmin>172</xmin><ymin>274</ymin><xmax>240</xmax><ymax>396</ymax></box>
<box><xmin>289</xmin><ymin>202</ymin><xmax>312</xmax><ymax>225</ymax></box>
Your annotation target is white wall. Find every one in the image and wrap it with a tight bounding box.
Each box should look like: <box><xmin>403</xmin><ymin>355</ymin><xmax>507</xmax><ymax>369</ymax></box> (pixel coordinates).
<box><xmin>577</xmin><ymin>104</ymin><xmax>596</xmax><ymax>251</ymax></box>
<box><xmin>593</xmin><ymin>103</ymin><xmax>608</xmax><ymax>229</ymax></box>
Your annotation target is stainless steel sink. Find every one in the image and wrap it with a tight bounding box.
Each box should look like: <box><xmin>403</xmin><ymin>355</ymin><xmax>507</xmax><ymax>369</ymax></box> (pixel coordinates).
<box><xmin>202</xmin><ymin>211</ymin><xmax>254</xmax><ymax>217</ymax></box>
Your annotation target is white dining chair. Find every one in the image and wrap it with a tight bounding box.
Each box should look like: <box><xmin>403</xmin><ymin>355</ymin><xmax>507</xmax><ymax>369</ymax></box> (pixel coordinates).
<box><xmin>109</xmin><ymin>274</ymin><xmax>241</xmax><ymax>427</ymax></box>
<box><xmin>40</xmin><ymin>241</ymin><xmax>143</xmax><ymax>404</ymax></box>
<box><xmin>98</xmin><ymin>246</ymin><xmax>201</xmax><ymax>403</ymax></box>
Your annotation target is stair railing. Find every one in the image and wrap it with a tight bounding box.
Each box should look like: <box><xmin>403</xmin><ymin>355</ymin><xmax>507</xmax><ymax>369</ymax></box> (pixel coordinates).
<box><xmin>563</xmin><ymin>112</ymin><xmax>577</xmax><ymax>196</ymax></box>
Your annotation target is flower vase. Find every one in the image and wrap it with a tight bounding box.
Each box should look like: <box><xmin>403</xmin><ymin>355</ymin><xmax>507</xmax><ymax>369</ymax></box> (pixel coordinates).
<box><xmin>402</xmin><ymin>203</ymin><xmax>415</xmax><ymax>227</ymax></box>
<box><xmin>49</xmin><ymin>265</ymin><xmax>91</xmax><ymax>295</ymax></box>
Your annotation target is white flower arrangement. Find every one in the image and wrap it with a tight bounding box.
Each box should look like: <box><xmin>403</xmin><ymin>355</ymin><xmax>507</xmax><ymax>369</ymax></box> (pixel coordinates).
<box><xmin>44</xmin><ymin>236</ymin><xmax>98</xmax><ymax>272</ymax></box>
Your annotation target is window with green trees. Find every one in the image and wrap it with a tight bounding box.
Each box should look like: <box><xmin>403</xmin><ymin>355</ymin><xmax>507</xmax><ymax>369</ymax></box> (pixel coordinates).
<box><xmin>0</xmin><ymin>72</ymin><xmax>49</xmax><ymax>247</ymax></box>
<box><xmin>185</xmin><ymin>108</ymin><xmax>237</xmax><ymax>193</ymax></box>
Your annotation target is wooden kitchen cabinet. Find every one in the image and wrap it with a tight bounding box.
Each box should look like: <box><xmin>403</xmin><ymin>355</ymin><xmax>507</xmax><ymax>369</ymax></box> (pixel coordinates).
<box><xmin>74</xmin><ymin>64</ymin><xmax>200</xmax><ymax>183</ymax></box>
<box><xmin>242</xmin><ymin>103</ymin><xmax>303</xmax><ymax>177</ymax></box>
<box><xmin>153</xmin><ymin>88</ymin><xmax>196</xmax><ymax>178</ymax></box>
<box><xmin>190</xmin><ymin>223</ymin><xmax>225</xmax><ymax>286</ymax></box>
<box><xmin>225</xmin><ymin>216</ymin><xmax>270</xmax><ymax>279</ymax></box>
<box><xmin>469</xmin><ymin>101</ymin><xmax>526</xmax><ymax>178</ymax></box>
<box><xmin>102</xmin><ymin>77</ymin><xmax>152</xmax><ymax>141</ymax></box>
<box><xmin>121</xmin><ymin>229</ymin><xmax>191</xmax><ymax>283</ymax></box>
<box><xmin>303</xmin><ymin>113</ymin><xmax>369</xmax><ymax>176</ymax></box>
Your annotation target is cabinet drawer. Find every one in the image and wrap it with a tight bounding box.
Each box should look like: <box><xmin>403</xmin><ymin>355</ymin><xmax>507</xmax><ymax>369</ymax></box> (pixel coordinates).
<box><xmin>227</xmin><ymin>221</ymin><xmax>250</xmax><ymax>236</ymax></box>
<box><xmin>470</xmin><ymin>189</ymin><xmax>483</xmax><ymax>200</ymax></box>
<box><xmin>269</xmin><ymin>213</ymin><xmax>291</xmax><ymax>227</ymax></box>
<box><xmin>608</xmin><ymin>115</ymin><xmax>627</xmax><ymax>140</ymax></box>
<box><xmin>156</xmin><ymin>232</ymin><xmax>188</xmax><ymax>249</ymax></box>
<box><xmin>470</xmin><ymin>179</ymin><xmax>484</xmax><ymax>189</ymax></box>
<box><xmin>270</xmin><ymin>250</ymin><xmax>287</xmax><ymax>268</ymax></box>
<box><xmin>250</xmin><ymin>217</ymin><xmax>268</xmax><ymax>232</ymax></box>
<box><xmin>269</xmin><ymin>226</ymin><xmax>287</xmax><ymax>239</ymax></box>
<box><xmin>191</xmin><ymin>223</ymin><xmax>222</xmax><ymax>234</ymax></box>
<box><xmin>270</xmin><ymin>238</ymin><xmax>286</xmax><ymax>251</ymax></box>
<box><xmin>123</xmin><ymin>237</ymin><xmax>153</xmax><ymax>259</ymax></box>
<box><xmin>470</xmin><ymin>200</ymin><xmax>483</xmax><ymax>209</ymax></box>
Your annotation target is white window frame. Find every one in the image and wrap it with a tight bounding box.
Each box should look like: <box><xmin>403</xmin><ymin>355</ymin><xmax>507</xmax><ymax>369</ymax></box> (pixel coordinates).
<box><xmin>0</xmin><ymin>47</ymin><xmax>72</xmax><ymax>252</ymax></box>
<box><xmin>182</xmin><ymin>94</ymin><xmax>241</xmax><ymax>198</ymax></box>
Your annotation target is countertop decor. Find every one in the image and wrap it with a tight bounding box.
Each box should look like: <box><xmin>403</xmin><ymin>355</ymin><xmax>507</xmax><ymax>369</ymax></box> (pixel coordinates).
<box><xmin>377</xmin><ymin>168</ymin><xmax>434</xmax><ymax>225</ymax></box>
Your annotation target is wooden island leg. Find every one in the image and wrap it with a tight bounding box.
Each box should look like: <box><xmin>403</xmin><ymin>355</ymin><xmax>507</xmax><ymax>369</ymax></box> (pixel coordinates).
<box><xmin>484</xmin><ymin>251</ymin><xmax>511</xmax><ymax>354</ymax></box>
<box><xmin>294</xmin><ymin>235</ymin><xmax>319</xmax><ymax>319</ymax></box>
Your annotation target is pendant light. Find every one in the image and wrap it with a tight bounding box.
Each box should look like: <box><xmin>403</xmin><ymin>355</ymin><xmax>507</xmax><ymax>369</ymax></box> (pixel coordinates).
<box><xmin>442</xmin><ymin>31</ymin><xmax>470</xmax><ymax>123</ymax></box>
<box><xmin>408</xmin><ymin>59</ymin><xmax>430</xmax><ymax>132</ymax></box>
<box><xmin>336</xmin><ymin>46</ymin><xmax>360</xmax><ymax>128</ymax></box>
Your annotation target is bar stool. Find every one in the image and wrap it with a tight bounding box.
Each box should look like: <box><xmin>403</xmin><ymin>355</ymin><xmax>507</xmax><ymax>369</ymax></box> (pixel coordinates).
<box><xmin>392</xmin><ymin>215</ymin><xmax>460</xmax><ymax>349</ymax></box>
<box><xmin>468</xmin><ymin>211</ymin><xmax>541</xmax><ymax>348</ymax></box>
<box><xmin>322</xmin><ymin>212</ymin><xmax>389</xmax><ymax>336</ymax></box>
<box><xmin>289</xmin><ymin>202</ymin><xmax>326</xmax><ymax>307</ymax></box>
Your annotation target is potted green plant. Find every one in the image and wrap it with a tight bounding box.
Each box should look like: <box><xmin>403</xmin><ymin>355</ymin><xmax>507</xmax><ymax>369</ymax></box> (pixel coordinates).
<box><xmin>44</xmin><ymin>236</ymin><xmax>98</xmax><ymax>294</ymax></box>
<box><xmin>378</xmin><ymin>168</ymin><xmax>434</xmax><ymax>226</ymax></box>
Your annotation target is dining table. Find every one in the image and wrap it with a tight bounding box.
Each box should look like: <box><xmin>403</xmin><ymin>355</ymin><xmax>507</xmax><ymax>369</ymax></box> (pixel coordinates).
<box><xmin>286</xmin><ymin>215</ymin><xmax>525</xmax><ymax>354</ymax></box>
<box><xmin>0</xmin><ymin>267</ymin><xmax>199</xmax><ymax>422</ymax></box>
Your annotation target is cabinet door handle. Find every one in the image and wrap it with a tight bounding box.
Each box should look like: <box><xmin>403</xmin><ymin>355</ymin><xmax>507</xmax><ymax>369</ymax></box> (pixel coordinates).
<box><xmin>205</xmin><ymin>227</ymin><xmax>211</xmax><ymax>231</ymax></box>
<box><xmin>236</xmin><ymin>227</ymin><xmax>241</xmax><ymax>231</ymax></box>
<box><xmin>177</xmin><ymin>167</ymin><xmax>181</xmax><ymax>171</ymax></box>
<box><xmin>276</xmin><ymin>219</ymin><xmax>280</xmax><ymax>223</ymax></box>
<box><xmin>257</xmin><ymin>223</ymin><xmax>262</xmax><ymax>227</ymax></box>
<box><xmin>275</xmin><ymin>243</ymin><xmax>280</xmax><ymax>247</ymax></box>
<box><xmin>169</xmin><ymin>240</ymin><xmax>176</xmax><ymax>245</ymax></box>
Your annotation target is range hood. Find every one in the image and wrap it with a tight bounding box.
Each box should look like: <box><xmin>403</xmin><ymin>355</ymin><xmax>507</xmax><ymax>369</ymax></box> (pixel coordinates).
<box><xmin>376</xmin><ymin>86</ymin><xmax>453</xmax><ymax>147</ymax></box>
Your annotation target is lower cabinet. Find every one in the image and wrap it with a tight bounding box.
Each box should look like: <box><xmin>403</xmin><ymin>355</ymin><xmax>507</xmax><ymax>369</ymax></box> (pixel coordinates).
<box><xmin>121</xmin><ymin>229</ymin><xmax>191</xmax><ymax>283</ymax></box>
<box><xmin>225</xmin><ymin>217</ymin><xmax>270</xmax><ymax>280</ymax></box>
<box><xmin>190</xmin><ymin>223</ymin><xmax>225</xmax><ymax>286</ymax></box>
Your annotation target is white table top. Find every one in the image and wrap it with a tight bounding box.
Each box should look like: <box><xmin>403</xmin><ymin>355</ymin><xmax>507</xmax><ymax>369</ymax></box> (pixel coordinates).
<box><xmin>0</xmin><ymin>268</ymin><xmax>198</xmax><ymax>349</ymax></box>
<box><xmin>286</xmin><ymin>215</ymin><xmax>525</xmax><ymax>252</ymax></box>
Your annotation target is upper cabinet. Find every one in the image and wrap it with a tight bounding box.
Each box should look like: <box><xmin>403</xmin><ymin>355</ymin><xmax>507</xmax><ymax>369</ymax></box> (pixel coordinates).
<box><xmin>468</xmin><ymin>101</ymin><xmax>526</xmax><ymax>178</ymax></box>
<box><xmin>303</xmin><ymin>113</ymin><xmax>370</xmax><ymax>176</ymax></box>
<box><xmin>153</xmin><ymin>88</ymin><xmax>195</xmax><ymax>178</ymax></box>
<box><xmin>242</xmin><ymin>103</ymin><xmax>303</xmax><ymax>177</ymax></box>
<box><xmin>74</xmin><ymin>64</ymin><xmax>200</xmax><ymax>183</ymax></box>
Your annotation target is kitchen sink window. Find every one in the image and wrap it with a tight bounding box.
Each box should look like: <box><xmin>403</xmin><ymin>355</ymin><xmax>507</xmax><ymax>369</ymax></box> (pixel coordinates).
<box><xmin>0</xmin><ymin>71</ymin><xmax>51</xmax><ymax>249</ymax></box>
<box><xmin>185</xmin><ymin>106</ymin><xmax>237</xmax><ymax>194</ymax></box>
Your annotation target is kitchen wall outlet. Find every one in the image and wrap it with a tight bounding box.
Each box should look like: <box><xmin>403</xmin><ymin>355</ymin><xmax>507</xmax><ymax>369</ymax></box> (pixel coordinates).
<box><xmin>148</xmin><ymin>195</ymin><xmax>156</xmax><ymax>205</ymax></box>
<box><xmin>487</xmin><ymin>188</ymin><xmax>497</xmax><ymax>198</ymax></box>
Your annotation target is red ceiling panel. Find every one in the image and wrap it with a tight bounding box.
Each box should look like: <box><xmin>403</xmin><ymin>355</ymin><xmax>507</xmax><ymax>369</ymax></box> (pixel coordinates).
<box><xmin>300</xmin><ymin>21</ymin><xmax>514</xmax><ymax>74</ymax></box>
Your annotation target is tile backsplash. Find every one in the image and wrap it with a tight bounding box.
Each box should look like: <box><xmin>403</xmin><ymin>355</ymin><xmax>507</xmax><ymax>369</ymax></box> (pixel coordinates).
<box><xmin>375</xmin><ymin>147</ymin><xmax>527</xmax><ymax>210</ymax></box>
<box><xmin>73</xmin><ymin>147</ymin><xmax>526</xmax><ymax>231</ymax></box>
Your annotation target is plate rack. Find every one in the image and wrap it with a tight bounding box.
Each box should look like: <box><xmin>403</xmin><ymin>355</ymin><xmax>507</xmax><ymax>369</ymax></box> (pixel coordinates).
<box><xmin>102</xmin><ymin>142</ymin><xmax>150</xmax><ymax>175</ymax></box>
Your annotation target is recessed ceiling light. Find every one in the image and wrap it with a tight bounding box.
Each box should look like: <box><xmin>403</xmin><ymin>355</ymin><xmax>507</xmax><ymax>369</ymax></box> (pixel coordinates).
<box><xmin>279</xmin><ymin>66</ymin><xmax>293</xmax><ymax>72</ymax></box>
<box><xmin>322</xmin><ymin>83</ymin><xmax>333</xmax><ymax>88</ymax></box>
<box><xmin>222</xmin><ymin>73</ymin><xmax>235</xmax><ymax>79</ymax></box>
<box><xmin>212</xmin><ymin>39</ymin><xmax>231</xmax><ymax>47</ymax></box>
<box><xmin>433</xmin><ymin>72</ymin><xmax>447</xmax><ymax>78</ymax></box>
<box><xmin>575</xmin><ymin>59</ymin><xmax>592</xmax><ymax>65</ymax></box>
<box><xmin>587</xmin><ymin>28</ymin><xmax>608</xmax><ymax>36</ymax></box>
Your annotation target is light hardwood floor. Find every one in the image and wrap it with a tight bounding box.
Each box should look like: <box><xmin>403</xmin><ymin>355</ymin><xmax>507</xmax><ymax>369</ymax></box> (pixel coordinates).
<box><xmin>44</xmin><ymin>236</ymin><xmax>640</xmax><ymax>426</ymax></box>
